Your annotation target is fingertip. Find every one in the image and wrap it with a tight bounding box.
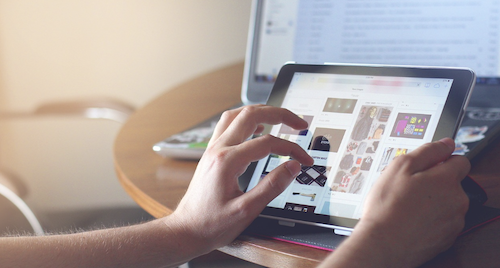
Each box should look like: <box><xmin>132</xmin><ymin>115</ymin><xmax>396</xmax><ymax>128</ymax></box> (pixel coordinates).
<box><xmin>286</xmin><ymin>111</ymin><xmax>309</xmax><ymax>130</ymax></box>
<box><xmin>298</xmin><ymin>116</ymin><xmax>309</xmax><ymax>128</ymax></box>
<box><xmin>295</xmin><ymin>153</ymin><xmax>314</xmax><ymax>167</ymax></box>
<box><xmin>285</xmin><ymin>160</ymin><xmax>301</xmax><ymax>177</ymax></box>
<box><xmin>438</xmin><ymin>137</ymin><xmax>455</xmax><ymax>151</ymax></box>
<box><xmin>305</xmin><ymin>156</ymin><xmax>314</xmax><ymax>166</ymax></box>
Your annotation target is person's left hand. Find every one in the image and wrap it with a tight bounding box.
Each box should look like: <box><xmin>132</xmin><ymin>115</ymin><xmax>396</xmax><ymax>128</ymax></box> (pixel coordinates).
<box><xmin>168</xmin><ymin>105</ymin><xmax>314</xmax><ymax>253</ymax></box>
<box><xmin>319</xmin><ymin>138</ymin><xmax>470</xmax><ymax>268</ymax></box>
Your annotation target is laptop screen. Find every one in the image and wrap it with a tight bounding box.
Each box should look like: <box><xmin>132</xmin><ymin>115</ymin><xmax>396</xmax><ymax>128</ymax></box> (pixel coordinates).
<box><xmin>242</xmin><ymin>0</ymin><xmax>500</xmax><ymax>105</ymax></box>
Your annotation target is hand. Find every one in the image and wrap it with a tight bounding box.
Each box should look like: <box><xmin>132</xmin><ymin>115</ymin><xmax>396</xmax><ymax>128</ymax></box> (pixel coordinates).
<box><xmin>320</xmin><ymin>138</ymin><xmax>470</xmax><ymax>268</ymax></box>
<box><xmin>168</xmin><ymin>105</ymin><xmax>314</xmax><ymax>254</ymax></box>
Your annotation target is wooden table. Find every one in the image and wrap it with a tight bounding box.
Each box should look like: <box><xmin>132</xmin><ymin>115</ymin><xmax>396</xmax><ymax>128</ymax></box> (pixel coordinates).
<box><xmin>114</xmin><ymin>62</ymin><xmax>500</xmax><ymax>267</ymax></box>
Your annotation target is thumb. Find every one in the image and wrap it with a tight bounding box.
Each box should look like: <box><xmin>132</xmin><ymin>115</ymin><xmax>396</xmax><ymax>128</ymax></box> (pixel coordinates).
<box><xmin>244</xmin><ymin>160</ymin><xmax>301</xmax><ymax>212</ymax></box>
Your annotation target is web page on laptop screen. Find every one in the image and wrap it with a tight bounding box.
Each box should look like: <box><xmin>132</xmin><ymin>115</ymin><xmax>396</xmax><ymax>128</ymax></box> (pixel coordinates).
<box><xmin>246</xmin><ymin>72</ymin><xmax>453</xmax><ymax>219</ymax></box>
<box><xmin>255</xmin><ymin>0</ymin><xmax>500</xmax><ymax>82</ymax></box>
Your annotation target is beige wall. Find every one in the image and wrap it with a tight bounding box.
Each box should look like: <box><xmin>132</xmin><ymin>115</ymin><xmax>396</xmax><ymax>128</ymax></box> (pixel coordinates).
<box><xmin>0</xmin><ymin>0</ymin><xmax>252</xmax><ymax>212</ymax></box>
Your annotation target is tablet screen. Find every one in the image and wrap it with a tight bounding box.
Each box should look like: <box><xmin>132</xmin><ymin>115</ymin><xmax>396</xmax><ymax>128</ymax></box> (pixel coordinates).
<box><xmin>244</xmin><ymin>64</ymin><xmax>475</xmax><ymax>230</ymax></box>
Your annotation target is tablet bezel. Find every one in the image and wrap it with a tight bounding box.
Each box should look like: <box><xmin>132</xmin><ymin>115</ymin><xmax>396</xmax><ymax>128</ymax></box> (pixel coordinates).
<box><xmin>241</xmin><ymin>63</ymin><xmax>476</xmax><ymax>231</ymax></box>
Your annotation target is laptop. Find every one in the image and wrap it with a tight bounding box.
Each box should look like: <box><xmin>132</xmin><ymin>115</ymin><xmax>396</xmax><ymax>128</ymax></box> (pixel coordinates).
<box><xmin>154</xmin><ymin>0</ymin><xmax>500</xmax><ymax>160</ymax></box>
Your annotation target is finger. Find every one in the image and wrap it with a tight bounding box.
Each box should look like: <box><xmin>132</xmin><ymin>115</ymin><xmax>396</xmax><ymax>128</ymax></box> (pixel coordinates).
<box><xmin>243</xmin><ymin>160</ymin><xmax>302</xmax><ymax>212</ymax></box>
<box><xmin>221</xmin><ymin>105</ymin><xmax>308</xmax><ymax>146</ymax></box>
<box><xmin>233</xmin><ymin>134</ymin><xmax>314</xmax><ymax>167</ymax></box>
<box><xmin>420</xmin><ymin>154</ymin><xmax>471</xmax><ymax>183</ymax></box>
<box><xmin>401</xmin><ymin>138</ymin><xmax>456</xmax><ymax>174</ymax></box>
<box><xmin>209</xmin><ymin>106</ymin><xmax>247</xmax><ymax>147</ymax></box>
<box><xmin>215</xmin><ymin>135</ymin><xmax>313</xmax><ymax>180</ymax></box>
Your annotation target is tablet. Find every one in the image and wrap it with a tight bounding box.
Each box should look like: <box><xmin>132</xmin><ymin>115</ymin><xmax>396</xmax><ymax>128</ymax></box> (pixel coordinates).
<box><xmin>242</xmin><ymin>63</ymin><xmax>476</xmax><ymax>235</ymax></box>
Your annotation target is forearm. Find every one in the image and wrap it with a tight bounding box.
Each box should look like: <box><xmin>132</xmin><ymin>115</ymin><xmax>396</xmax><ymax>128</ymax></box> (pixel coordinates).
<box><xmin>0</xmin><ymin>218</ymin><xmax>209</xmax><ymax>268</ymax></box>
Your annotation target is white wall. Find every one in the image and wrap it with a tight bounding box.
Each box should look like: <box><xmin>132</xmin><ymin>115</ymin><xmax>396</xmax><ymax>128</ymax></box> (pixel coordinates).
<box><xmin>0</xmin><ymin>0</ymin><xmax>252</xmax><ymax>212</ymax></box>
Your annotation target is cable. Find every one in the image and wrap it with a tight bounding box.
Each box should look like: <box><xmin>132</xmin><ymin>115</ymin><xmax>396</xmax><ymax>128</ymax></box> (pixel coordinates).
<box><xmin>0</xmin><ymin>183</ymin><xmax>44</xmax><ymax>236</ymax></box>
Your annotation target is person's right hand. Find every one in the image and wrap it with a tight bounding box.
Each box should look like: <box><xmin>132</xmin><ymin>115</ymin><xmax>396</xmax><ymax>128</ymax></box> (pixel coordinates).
<box><xmin>167</xmin><ymin>105</ymin><xmax>314</xmax><ymax>258</ymax></box>
<box><xmin>319</xmin><ymin>138</ymin><xmax>471</xmax><ymax>268</ymax></box>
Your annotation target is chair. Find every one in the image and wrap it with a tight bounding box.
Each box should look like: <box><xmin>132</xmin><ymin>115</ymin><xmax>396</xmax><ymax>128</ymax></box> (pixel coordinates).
<box><xmin>0</xmin><ymin>98</ymin><xmax>135</xmax><ymax>123</ymax></box>
<box><xmin>0</xmin><ymin>98</ymin><xmax>135</xmax><ymax>236</ymax></box>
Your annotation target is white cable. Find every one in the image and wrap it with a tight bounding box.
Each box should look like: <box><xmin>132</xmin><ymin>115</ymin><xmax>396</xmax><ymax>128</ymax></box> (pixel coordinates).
<box><xmin>0</xmin><ymin>183</ymin><xmax>44</xmax><ymax>236</ymax></box>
